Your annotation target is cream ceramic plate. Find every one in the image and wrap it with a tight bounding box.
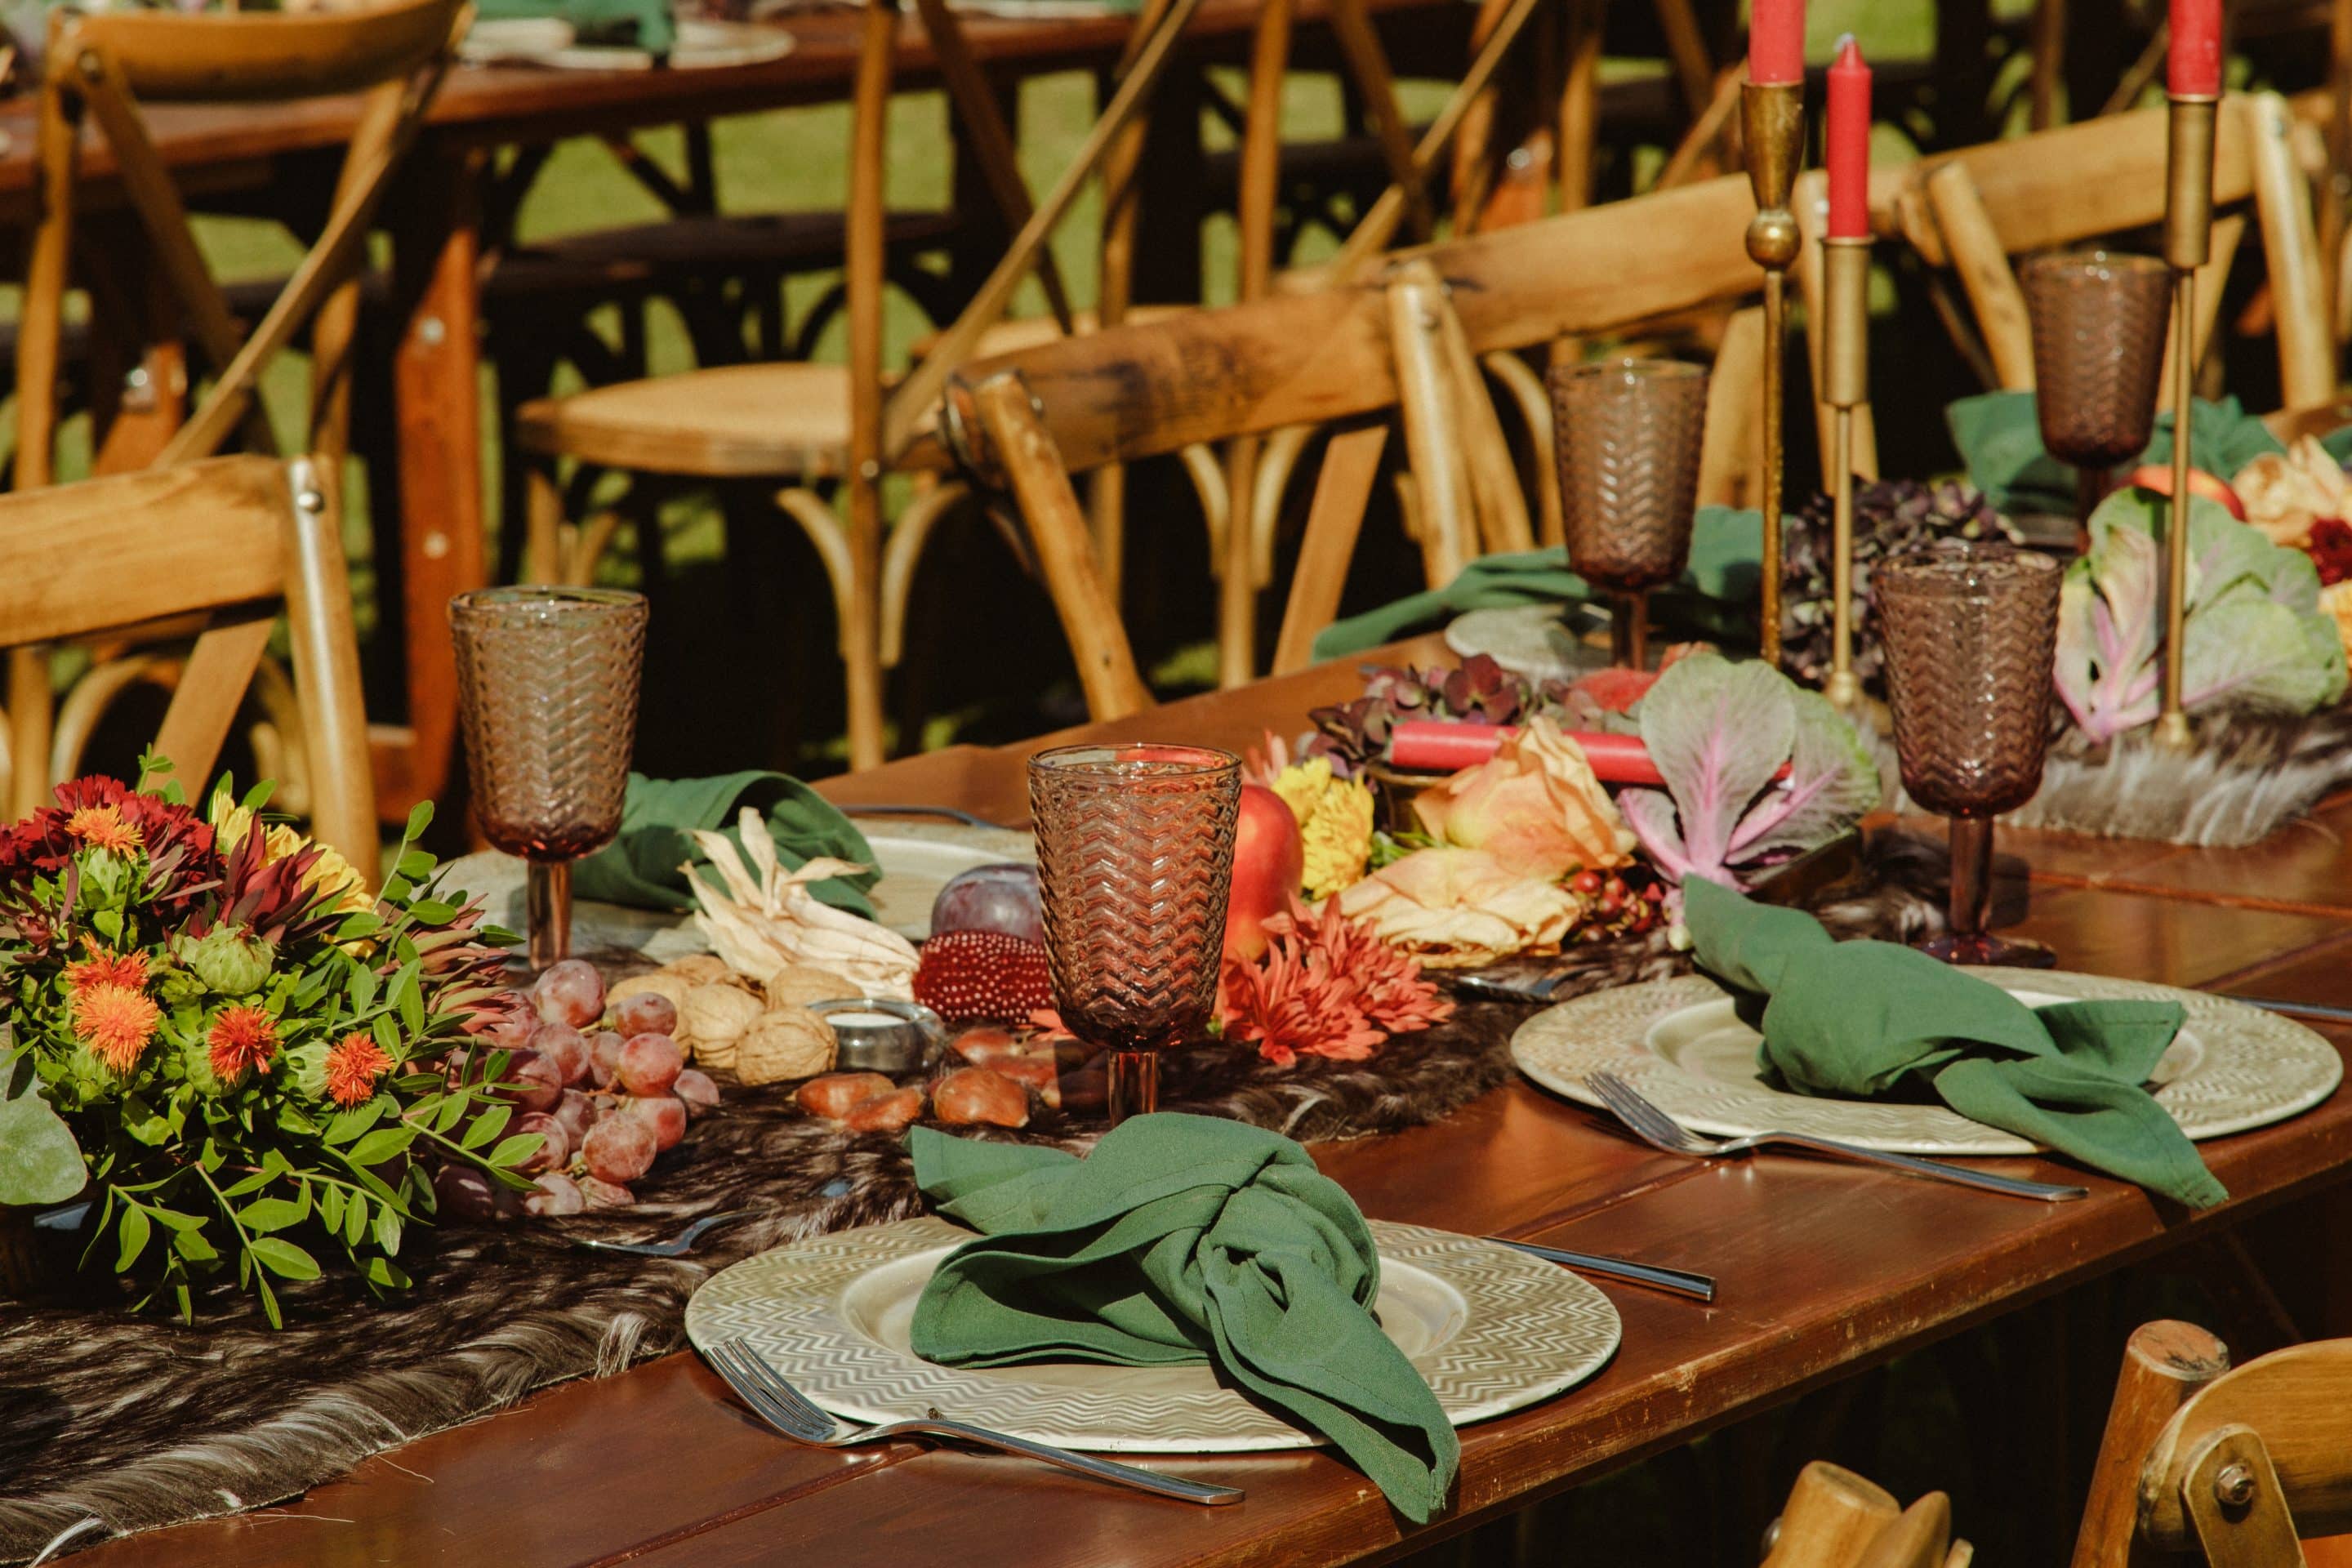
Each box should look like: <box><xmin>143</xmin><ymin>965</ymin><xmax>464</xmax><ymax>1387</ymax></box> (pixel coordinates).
<box><xmin>685</xmin><ymin>1217</ymin><xmax>1620</xmax><ymax>1452</ymax></box>
<box><xmin>1512</xmin><ymin>970</ymin><xmax>2342</xmax><ymax>1155</ymax></box>
<box><xmin>862</xmin><ymin>828</ymin><xmax>1034</xmax><ymax>940</ymax></box>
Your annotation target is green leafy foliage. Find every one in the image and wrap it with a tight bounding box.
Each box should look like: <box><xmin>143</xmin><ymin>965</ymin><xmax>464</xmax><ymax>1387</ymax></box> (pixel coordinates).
<box><xmin>1949</xmin><ymin>390</ymin><xmax>2287</xmax><ymax>515</ymax></box>
<box><xmin>1</xmin><ymin>772</ymin><xmax>530</xmax><ymax>1325</ymax></box>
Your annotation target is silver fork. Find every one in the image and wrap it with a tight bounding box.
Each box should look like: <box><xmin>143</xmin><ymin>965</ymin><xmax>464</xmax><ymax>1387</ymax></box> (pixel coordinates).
<box><xmin>570</xmin><ymin>1209</ymin><xmax>755</xmax><ymax>1257</ymax></box>
<box><xmin>1584</xmin><ymin>1071</ymin><xmax>2090</xmax><ymax>1202</ymax></box>
<box><xmin>702</xmin><ymin>1338</ymin><xmax>1244</xmax><ymax>1505</ymax></box>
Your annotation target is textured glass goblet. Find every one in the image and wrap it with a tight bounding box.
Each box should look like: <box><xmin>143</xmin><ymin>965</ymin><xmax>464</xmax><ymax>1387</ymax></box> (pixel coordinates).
<box><xmin>1876</xmin><ymin>551</ymin><xmax>2062</xmax><ymax>968</ymax></box>
<box><xmin>2020</xmin><ymin>250</ymin><xmax>2170</xmax><ymax>550</ymax></box>
<box><xmin>451</xmin><ymin>587</ymin><xmax>649</xmax><ymax>970</ymax></box>
<box><xmin>1548</xmin><ymin>357</ymin><xmax>1709</xmax><ymax>669</ymax></box>
<box><xmin>1028</xmin><ymin>744</ymin><xmax>1241</xmax><ymax>1125</ymax></box>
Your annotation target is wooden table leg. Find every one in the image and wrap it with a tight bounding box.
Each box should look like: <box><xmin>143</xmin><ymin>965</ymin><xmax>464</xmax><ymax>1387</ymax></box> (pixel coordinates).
<box><xmin>372</xmin><ymin>138</ymin><xmax>486</xmax><ymax>822</ymax></box>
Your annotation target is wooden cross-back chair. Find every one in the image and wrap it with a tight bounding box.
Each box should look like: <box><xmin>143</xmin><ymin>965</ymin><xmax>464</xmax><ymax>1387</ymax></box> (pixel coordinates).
<box><xmin>9</xmin><ymin>0</ymin><xmax>466</xmax><ymax>821</ymax></box>
<box><xmin>1760</xmin><ymin>1461</ymin><xmax>1971</xmax><ymax>1568</ymax></box>
<box><xmin>938</xmin><ymin>170</ymin><xmax>1799</xmax><ymax>721</ymax></box>
<box><xmin>0</xmin><ymin>456</ymin><xmax>376</xmax><ymax>880</ymax></box>
<box><xmin>1880</xmin><ymin>91</ymin><xmax>2340</xmax><ymax>432</ymax></box>
<box><xmin>2070</xmin><ymin>1319</ymin><xmax>2352</xmax><ymax>1566</ymax></box>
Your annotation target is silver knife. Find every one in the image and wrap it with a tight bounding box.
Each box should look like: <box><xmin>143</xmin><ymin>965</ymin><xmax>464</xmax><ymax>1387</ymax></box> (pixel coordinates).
<box><xmin>1485</xmin><ymin>1236</ymin><xmax>1717</xmax><ymax>1302</ymax></box>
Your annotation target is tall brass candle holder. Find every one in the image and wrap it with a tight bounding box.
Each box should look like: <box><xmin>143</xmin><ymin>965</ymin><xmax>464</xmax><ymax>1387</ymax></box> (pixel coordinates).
<box><xmin>2156</xmin><ymin>91</ymin><xmax>2219</xmax><ymax>751</ymax></box>
<box><xmin>1743</xmin><ymin>76</ymin><xmax>1806</xmax><ymax>669</ymax></box>
<box><xmin>1821</xmin><ymin>232</ymin><xmax>1870</xmax><ymax>710</ymax></box>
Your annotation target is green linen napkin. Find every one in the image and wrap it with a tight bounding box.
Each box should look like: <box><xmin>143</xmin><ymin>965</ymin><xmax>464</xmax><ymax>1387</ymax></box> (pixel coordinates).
<box><xmin>1945</xmin><ymin>390</ymin><xmax>2312</xmax><ymax>517</ymax></box>
<box><xmin>906</xmin><ymin>1115</ymin><xmax>1459</xmax><ymax>1522</ymax></box>
<box><xmin>1310</xmin><ymin>508</ymin><xmax>1762</xmax><ymax>661</ymax></box>
<box><xmin>473</xmin><ymin>0</ymin><xmax>675</xmax><ymax>53</ymax></box>
<box><xmin>572</xmin><ymin>771</ymin><xmax>877</xmax><ymax>918</ymax></box>
<box><xmin>1682</xmin><ymin>876</ymin><xmax>2225</xmax><ymax>1208</ymax></box>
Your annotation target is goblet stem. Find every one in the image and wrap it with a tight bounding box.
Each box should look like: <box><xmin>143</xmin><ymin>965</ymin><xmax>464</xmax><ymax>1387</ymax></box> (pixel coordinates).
<box><xmin>1610</xmin><ymin>592</ymin><xmax>1650</xmax><ymax>670</ymax></box>
<box><xmin>1107</xmin><ymin>1050</ymin><xmax>1160</xmax><ymax>1125</ymax></box>
<box><xmin>2074</xmin><ymin>464</ymin><xmax>2112</xmax><ymax>555</ymax></box>
<box><xmin>528</xmin><ymin>860</ymin><xmax>572</xmax><ymax>971</ymax></box>
<box><xmin>1947</xmin><ymin>814</ymin><xmax>1992</xmax><ymax>942</ymax></box>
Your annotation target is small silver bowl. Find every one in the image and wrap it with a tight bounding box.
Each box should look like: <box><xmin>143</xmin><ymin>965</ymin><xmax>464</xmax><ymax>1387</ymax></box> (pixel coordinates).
<box><xmin>810</xmin><ymin>998</ymin><xmax>947</xmax><ymax>1074</ymax></box>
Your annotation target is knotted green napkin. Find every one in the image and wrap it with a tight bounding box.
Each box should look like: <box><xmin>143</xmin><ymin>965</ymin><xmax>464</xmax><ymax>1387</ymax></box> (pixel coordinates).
<box><xmin>906</xmin><ymin>1115</ymin><xmax>1459</xmax><ymax>1521</ymax></box>
<box><xmin>472</xmin><ymin>0</ymin><xmax>675</xmax><ymax>51</ymax></box>
<box><xmin>571</xmin><ymin>771</ymin><xmax>876</xmax><ymax>917</ymax></box>
<box><xmin>1683</xmin><ymin>877</ymin><xmax>2226</xmax><ymax>1209</ymax></box>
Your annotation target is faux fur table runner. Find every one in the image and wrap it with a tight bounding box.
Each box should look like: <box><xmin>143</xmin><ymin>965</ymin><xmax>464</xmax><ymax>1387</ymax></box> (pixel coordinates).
<box><xmin>0</xmin><ymin>840</ymin><xmax>1946</xmax><ymax>1562</ymax></box>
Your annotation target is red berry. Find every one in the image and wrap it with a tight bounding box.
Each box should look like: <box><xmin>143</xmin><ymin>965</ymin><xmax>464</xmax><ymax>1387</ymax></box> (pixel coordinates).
<box><xmin>1570</xmin><ymin>870</ymin><xmax>1603</xmax><ymax>895</ymax></box>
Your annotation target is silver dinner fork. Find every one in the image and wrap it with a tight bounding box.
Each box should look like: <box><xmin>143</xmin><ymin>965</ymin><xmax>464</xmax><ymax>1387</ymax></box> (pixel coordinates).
<box><xmin>1584</xmin><ymin>1071</ymin><xmax>2090</xmax><ymax>1202</ymax></box>
<box><xmin>569</xmin><ymin>1209</ymin><xmax>755</xmax><ymax>1257</ymax></box>
<box><xmin>702</xmin><ymin>1338</ymin><xmax>1245</xmax><ymax>1505</ymax></box>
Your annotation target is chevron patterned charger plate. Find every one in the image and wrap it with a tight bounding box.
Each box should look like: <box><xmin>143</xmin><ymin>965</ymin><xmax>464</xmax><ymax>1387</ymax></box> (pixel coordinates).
<box><xmin>1512</xmin><ymin>970</ymin><xmax>2342</xmax><ymax>1156</ymax></box>
<box><xmin>685</xmin><ymin>1217</ymin><xmax>1621</xmax><ymax>1451</ymax></box>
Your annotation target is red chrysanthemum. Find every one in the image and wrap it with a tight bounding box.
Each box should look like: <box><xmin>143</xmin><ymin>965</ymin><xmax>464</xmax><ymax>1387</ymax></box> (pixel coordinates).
<box><xmin>74</xmin><ymin>983</ymin><xmax>161</xmax><ymax>1074</ymax></box>
<box><xmin>207</xmin><ymin>1005</ymin><xmax>279</xmax><ymax>1082</ymax></box>
<box><xmin>323</xmin><ymin>1031</ymin><xmax>392</xmax><ymax>1107</ymax></box>
<box><xmin>1217</xmin><ymin>899</ymin><xmax>1454</xmax><ymax>1067</ymax></box>
<box><xmin>63</xmin><ymin>944</ymin><xmax>149</xmax><ymax>996</ymax></box>
<box><xmin>0</xmin><ymin>777</ymin><xmax>219</xmax><ymax>899</ymax></box>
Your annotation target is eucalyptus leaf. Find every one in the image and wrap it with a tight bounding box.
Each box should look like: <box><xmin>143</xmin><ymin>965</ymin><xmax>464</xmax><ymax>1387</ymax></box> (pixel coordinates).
<box><xmin>0</xmin><ymin>1056</ymin><xmax>85</xmax><ymax>1206</ymax></box>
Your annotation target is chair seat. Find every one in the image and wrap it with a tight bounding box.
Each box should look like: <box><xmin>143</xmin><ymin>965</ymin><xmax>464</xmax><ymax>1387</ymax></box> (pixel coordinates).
<box><xmin>516</xmin><ymin>362</ymin><xmax>947</xmax><ymax>479</ymax></box>
<box><xmin>486</xmin><ymin>210</ymin><xmax>964</xmax><ymax>301</ymax></box>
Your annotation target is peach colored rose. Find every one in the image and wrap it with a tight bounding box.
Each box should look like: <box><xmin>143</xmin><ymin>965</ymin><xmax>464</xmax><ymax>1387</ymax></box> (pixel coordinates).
<box><xmin>1331</xmin><ymin>846</ymin><xmax>1582</xmax><ymax>969</ymax></box>
<box><xmin>1410</xmin><ymin>715</ymin><xmax>1635</xmax><ymax>881</ymax></box>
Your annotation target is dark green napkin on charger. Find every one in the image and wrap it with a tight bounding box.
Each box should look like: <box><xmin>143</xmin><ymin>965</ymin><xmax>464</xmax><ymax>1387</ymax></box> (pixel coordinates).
<box><xmin>1310</xmin><ymin>508</ymin><xmax>1762</xmax><ymax>662</ymax></box>
<box><xmin>1683</xmin><ymin>877</ymin><xmax>2226</xmax><ymax>1209</ymax></box>
<box><xmin>572</xmin><ymin>771</ymin><xmax>877</xmax><ymax>918</ymax></box>
<box><xmin>906</xmin><ymin>1115</ymin><xmax>1459</xmax><ymax>1522</ymax></box>
<box><xmin>473</xmin><ymin>0</ymin><xmax>675</xmax><ymax>53</ymax></box>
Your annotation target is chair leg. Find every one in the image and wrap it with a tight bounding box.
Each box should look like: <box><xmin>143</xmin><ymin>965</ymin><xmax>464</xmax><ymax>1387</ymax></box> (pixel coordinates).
<box><xmin>523</xmin><ymin>462</ymin><xmax>567</xmax><ymax>586</ymax></box>
<box><xmin>879</xmin><ymin>479</ymin><xmax>973</xmax><ymax>669</ymax></box>
<box><xmin>774</xmin><ymin>484</ymin><xmax>882</xmax><ymax>769</ymax></box>
<box><xmin>9</xmin><ymin>648</ymin><xmax>54</xmax><ymax>819</ymax></box>
<box><xmin>1483</xmin><ymin>349</ymin><xmax>1561</xmax><ymax>544</ymax></box>
<box><xmin>1252</xmin><ymin>425</ymin><xmax>1315</xmax><ymax>583</ymax></box>
<box><xmin>1272</xmin><ymin>423</ymin><xmax>1389</xmax><ymax>675</ymax></box>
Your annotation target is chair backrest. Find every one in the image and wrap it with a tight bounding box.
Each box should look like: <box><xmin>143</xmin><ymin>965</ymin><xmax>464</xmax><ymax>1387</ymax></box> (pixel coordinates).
<box><xmin>13</xmin><ymin>0</ymin><xmax>468</xmax><ymax>488</ymax></box>
<box><xmin>1886</xmin><ymin>91</ymin><xmax>2337</xmax><ymax>416</ymax></box>
<box><xmin>940</xmin><ymin>172</ymin><xmax>1771</xmax><ymax>717</ymax></box>
<box><xmin>2134</xmin><ymin>1334</ymin><xmax>2352</xmax><ymax>1564</ymax></box>
<box><xmin>0</xmin><ymin>457</ymin><xmax>376</xmax><ymax>879</ymax></box>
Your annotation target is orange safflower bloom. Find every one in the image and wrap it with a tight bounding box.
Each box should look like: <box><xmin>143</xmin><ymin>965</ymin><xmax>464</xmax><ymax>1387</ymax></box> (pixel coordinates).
<box><xmin>75</xmin><ymin>982</ymin><xmax>161</xmax><ymax>1073</ymax></box>
<box><xmin>207</xmin><ymin>1005</ymin><xmax>279</xmax><ymax>1083</ymax></box>
<box><xmin>63</xmin><ymin>946</ymin><xmax>149</xmax><ymax>996</ymax></box>
<box><xmin>323</xmin><ymin>1031</ymin><xmax>392</xmax><ymax>1107</ymax></box>
<box><xmin>64</xmin><ymin>803</ymin><xmax>141</xmax><ymax>855</ymax></box>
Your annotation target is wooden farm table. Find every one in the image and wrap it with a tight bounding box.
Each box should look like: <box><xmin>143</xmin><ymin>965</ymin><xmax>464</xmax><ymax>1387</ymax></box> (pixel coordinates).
<box><xmin>71</xmin><ymin>637</ymin><xmax>2352</xmax><ymax>1567</ymax></box>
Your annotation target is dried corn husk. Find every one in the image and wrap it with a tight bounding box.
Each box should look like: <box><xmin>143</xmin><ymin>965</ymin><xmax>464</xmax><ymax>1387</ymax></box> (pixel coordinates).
<box><xmin>736</xmin><ymin>1007</ymin><xmax>838</xmax><ymax>1085</ymax></box>
<box><xmin>685</xmin><ymin>811</ymin><xmax>919</xmax><ymax>1000</ymax></box>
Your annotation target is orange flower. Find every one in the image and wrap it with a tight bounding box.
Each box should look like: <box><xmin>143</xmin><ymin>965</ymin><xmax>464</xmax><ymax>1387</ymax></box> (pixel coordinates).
<box><xmin>65</xmin><ymin>803</ymin><xmax>141</xmax><ymax>855</ymax></box>
<box><xmin>1410</xmin><ymin>715</ymin><xmax>1635</xmax><ymax>881</ymax></box>
<box><xmin>1217</xmin><ymin>899</ymin><xmax>1453</xmax><ymax>1067</ymax></box>
<box><xmin>74</xmin><ymin>982</ymin><xmax>161</xmax><ymax>1073</ymax></box>
<box><xmin>63</xmin><ymin>945</ymin><xmax>149</xmax><ymax>996</ymax></box>
<box><xmin>323</xmin><ymin>1031</ymin><xmax>392</xmax><ymax>1107</ymax></box>
<box><xmin>207</xmin><ymin>1005</ymin><xmax>279</xmax><ymax>1083</ymax></box>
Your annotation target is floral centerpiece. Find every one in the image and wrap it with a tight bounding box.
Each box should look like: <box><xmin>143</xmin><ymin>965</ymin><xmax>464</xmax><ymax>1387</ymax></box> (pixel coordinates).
<box><xmin>0</xmin><ymin>764</ymin><xmax>541</xmax><ymax>1325</ymax></box>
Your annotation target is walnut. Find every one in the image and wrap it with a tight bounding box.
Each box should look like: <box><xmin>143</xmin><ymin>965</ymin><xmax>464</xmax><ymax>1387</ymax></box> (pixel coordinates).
<box><xmin>735</xmin><ymin>1006</ymin><xmax>838</xmax><ymax>1086</ymax></box>
<box><xmin>679</xmin><ymin>982</ymin><xmax>764</xmax><ymax>1071</ymax></box>
<box><xmin>666</xmin><ymin>954</ymin><xmax>733</xmax><ymax>987</ymax></box>
<box><xmin>764</xmin><ymin>965</ymin><xmax>862</xmax><ymax>1010</ymax></box>
<box><xmin>607</xmin><ymin>972</ymin><xmax>689</xmax><ymax>1015</ymax></box>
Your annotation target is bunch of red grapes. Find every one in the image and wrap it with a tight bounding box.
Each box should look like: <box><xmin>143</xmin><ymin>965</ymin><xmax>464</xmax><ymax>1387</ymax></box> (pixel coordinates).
<box><xmin>433</xmin><ymin>958</ymin><xmax>720</xmax><ymax>1222</ymax></box>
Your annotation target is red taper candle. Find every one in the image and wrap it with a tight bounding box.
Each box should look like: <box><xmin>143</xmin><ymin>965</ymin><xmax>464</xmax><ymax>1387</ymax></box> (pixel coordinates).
<box><xmin>2167</xmin><ymin>0</ymin><xmax>2223</xmax><ymax>96</ymax></box>
<box><xmin>1748</xmin><ymin>0</ymin><xmax>1805</xmax><ymax>86</ymax></box>
<box><xmin>1825</xmin><ymin>34</ymin><xmax>1871</xmax><ymax>239</ymax></box>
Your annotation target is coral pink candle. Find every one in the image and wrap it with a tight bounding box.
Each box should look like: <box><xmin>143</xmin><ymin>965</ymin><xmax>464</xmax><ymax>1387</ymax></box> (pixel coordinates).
<box><xmin>2167</xmin><ymin>0</ymin><xmax>2223</xmax><ymax>96</ymax></box>
<box><xmin>1825</xmin><ymin>35</ymin><xmax>1871</xmax><ymax>239</ymax></box>
<box><xmin>1748</xmin><ymin>0</ymin><xmax>1805</xmax><ymax>86</ymax></box>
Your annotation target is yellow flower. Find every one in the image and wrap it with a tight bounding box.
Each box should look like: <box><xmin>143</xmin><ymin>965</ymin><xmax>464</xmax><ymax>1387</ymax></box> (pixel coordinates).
<box><xmin>1271</xmin><ymin>759</ymin><xmax>1376</xmax><ymax>901</ymax></box>
<box><xmin>211</xmin><ymin>794</ymin><xmax>374</xmax><ymax>920</ymax></box>
<box><xmin>2322</xmin><ymin>581</ymin><xmax>2352</xmax><ymax>675</ymax></box>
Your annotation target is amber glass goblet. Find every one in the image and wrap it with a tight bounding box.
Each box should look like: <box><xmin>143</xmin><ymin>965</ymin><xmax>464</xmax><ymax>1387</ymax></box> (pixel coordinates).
<box><xmin>2020</xmin><ymin>250</ymin><xmax>2170</xmax><ymax>550</ymax></box>
<box><xmin>451</xmin><ymin>587</ymin><xmax>649</xmax><ymax>970</ymax></box>
<box><xmin>1028</xmin><ymin>744</ymin><xmax>1241</xmax><ymax>1125</ymax></box>
<box><xmin>1876</xmin><ymin>551</ymin><xmax>2062</xmax><ymax>969</ymax></box>
<box><xmin>1548</xmin><ymin>358</ymin><xmax>1709</xmax><ymax>669</ymax></box>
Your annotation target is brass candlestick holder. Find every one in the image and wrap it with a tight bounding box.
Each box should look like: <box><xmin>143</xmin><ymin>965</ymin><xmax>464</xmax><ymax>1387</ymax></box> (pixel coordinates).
<box><xmin>1743</xmin><ymin>78</ymin><xmax>1806</xmax><ymax>669</ymax></box>
<box><xmin>1821</xmin><ymin>233</ymin><xmax>1870</xmax><ymax>710</ymax></box>
<box><xmin>2156</xmin><ymin>92</ymin><xmax>2218</xmax><ymax>751</ymax></box>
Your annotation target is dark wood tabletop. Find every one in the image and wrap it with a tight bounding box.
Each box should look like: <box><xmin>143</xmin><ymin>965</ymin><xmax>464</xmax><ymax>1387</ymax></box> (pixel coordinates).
<box><xmin>68</xmin><ymin>639</ymin><xmax>2352</xmax><ymax>1566</ymax></box>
